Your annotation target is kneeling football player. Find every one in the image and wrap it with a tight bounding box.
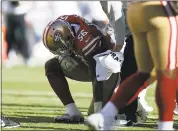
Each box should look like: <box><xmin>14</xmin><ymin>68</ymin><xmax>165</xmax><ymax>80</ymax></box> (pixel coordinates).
<box><xmin>42</xmin><ymin>15</ymin><xmax>123</xmax><ymax>123</ymax></box>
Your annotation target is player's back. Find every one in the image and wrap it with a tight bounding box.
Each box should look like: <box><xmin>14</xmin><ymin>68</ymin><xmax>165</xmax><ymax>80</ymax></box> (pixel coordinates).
<box><xmin>57</xmin><ymin>15</ymin><xmax>114</xmax><ymax>58</ymax></box>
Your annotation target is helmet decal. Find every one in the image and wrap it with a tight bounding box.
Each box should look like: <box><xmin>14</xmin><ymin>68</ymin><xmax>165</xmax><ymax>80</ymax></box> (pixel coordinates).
<box><xmin>53</xmin><ymin>30</ymin><xmax>63</xmax><ymax>44</ymax></box>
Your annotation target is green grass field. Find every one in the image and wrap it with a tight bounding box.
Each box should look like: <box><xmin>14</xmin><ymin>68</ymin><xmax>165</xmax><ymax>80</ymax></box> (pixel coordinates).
<box><xmin>2</xmin><ymin>66</ymin><xmax>178</xmax><ymax>130</ymax></box>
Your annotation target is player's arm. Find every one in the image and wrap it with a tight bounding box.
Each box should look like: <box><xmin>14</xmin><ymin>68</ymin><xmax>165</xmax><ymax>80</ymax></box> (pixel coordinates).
<box><xmin>78</xmin><ymin>1</ymin><xmax>109</xmax><ymax>28</ymax></box>
<box><xmin>106</xmin><ymin>2</ymin><xmax>125</xmax><ymax>52</ymax></box>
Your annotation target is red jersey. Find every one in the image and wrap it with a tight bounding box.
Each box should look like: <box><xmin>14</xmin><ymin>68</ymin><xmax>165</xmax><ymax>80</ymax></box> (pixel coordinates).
<box><xmin>56</xmin><ymin>15</ymin><xmax>114</xmax><ymax>58</ymax></box>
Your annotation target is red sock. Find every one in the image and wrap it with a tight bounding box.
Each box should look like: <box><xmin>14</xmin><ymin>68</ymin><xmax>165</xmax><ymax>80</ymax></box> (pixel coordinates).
<box><xmin>110</xmin><ymin>72</ymin><xmax>149</xmax><ymax>110</ymax></box>
<box><xmin>156</xmin><ymin>71</ymin><xmax>176</xmax><ymax>121</ymax></box>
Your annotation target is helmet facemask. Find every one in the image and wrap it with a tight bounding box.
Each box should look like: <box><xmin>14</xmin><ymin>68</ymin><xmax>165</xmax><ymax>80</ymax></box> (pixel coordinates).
<box><xmin>52</xmin><ymin>31</ymin><xmax>75</xmax><ymax>57</ymax></box>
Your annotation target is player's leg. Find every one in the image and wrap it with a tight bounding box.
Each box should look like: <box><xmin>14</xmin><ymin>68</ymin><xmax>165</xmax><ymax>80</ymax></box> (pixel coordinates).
<box><xmin>138</xmin><ymin>68</ymin><xmax>156</xmax><ymax>113</ymax></box>
<box><xmin>144</xmin><ymin>1</ymin><xmax>177</xmax><ymax>129</ymax></box>
<box><xmin>15</xmin><ymin>14</ymin><xmax>31</xmax><ymax>64</ymax></box>
<box><xmin>109</xmin><ymin>2</ymin><xmax>155</xmax><ymax>108</ymax></box>
<box><xmin>175</xmin><ymin>15</ymin><xmax>178</xmax><ymax>116</ymax></box>
<box><xmin>45</xmin><ymin>58</ymin><xmax>75</xmax><ymax>107</ymax></box>
<box><xmin>45</xmin><ymin>57</ymin><xmax>89</xmax><ymax>123</ymax></box>
<box><xmin>109</xmin><ymin>31</ymin><xmax>152</xmax><ymax>110</ymax></box>
<box><xmin>119</xmin><ymin>34</ymin><xmax>147</xmax><ymax>124</ymax></box>
<box><xmin>5</xmin><ymin>14</ymin><xmax>15</xmax><ymax>58</ymax></box>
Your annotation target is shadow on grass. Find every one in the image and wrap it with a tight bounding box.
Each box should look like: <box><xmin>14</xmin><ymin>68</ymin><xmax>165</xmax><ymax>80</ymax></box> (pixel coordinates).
<box><xmin>2</xmin><ymin>103</ymin><xmax>89</xmax><ymax>123</ymax></box>
<box><xmin>7</xmin><ymin>115</ymin><xmax>55</xmax><ymax>123</ymax></box>
<box><xmin>3</xmin><ymin>116</ymin><xmax>87</xmax><ymax>131</ymax></box>
<box><xmin>2</xmin><ymin>103</ymin><xmax>89</xmax><ymax>117</ymax></box>
<box><xmin>135</xmin><ymin>117</ymin><xmax>178</xmax><ymax>129</ymax></box>
<box><xmin>21</xmin><ymin>127</ymin><xmax>87</xmax><ymax>131</ymax></box>
<box><xmin>7</xmin><ymin>115</ymin><xmax>86</xmax><ymax>124</ymax></box>
<box><xmin>2</xmin><ymin>103</ymin><xmax>88</xmax><ymax>111</ymax></box>
<box><xmin>2</xmin><ymin>127</ymin><xmax>87</xmax><ymax>131</ymax></box>
<box><xmin>134</xmin><ymin>123</ymin><xmax>157</xmax><ymax>129</ymax></box>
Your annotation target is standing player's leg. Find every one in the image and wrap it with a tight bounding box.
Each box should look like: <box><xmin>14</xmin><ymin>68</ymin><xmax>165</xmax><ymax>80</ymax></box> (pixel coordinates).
<box><xmin>146</xmin><ymin>2</ymin><xmax>178</xmax><ymax>129</ymax></box>
<box><xmin>5</xmin><ymin>14</ymin><xmax>16</xmax><ymax>58</ymax></box>
<box><xmin>15</xmin><ymin>14</ymin><xmax>31</xmax><ymax>64</ymax></box>
<box><xmin>110</xmin><ymin>31</ymin><xmax>153</xmax><ymax>109</ymax></box>
<box><xmin>175</xmin><ymin>15</ymin><xmax>178</xmax><ymax>116</ymax></box>
<box><xmin>119</xmin><ymin>34</ymin><xmax>147</xmax><ymax>124</ymax></box>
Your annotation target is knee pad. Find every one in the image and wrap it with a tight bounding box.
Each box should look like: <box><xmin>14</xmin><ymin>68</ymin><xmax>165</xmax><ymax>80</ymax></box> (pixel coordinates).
<box><xmin>45</xmin><ymin>58</ymin><xmax>63</xmax><ymax>76</ymax></box>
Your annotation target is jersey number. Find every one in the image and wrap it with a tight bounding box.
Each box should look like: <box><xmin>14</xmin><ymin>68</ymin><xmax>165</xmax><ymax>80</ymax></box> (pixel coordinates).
<box><xmin>78</xmin><ymin>30</ymin><xmax>88</xmax><ymax>41</ymax></box>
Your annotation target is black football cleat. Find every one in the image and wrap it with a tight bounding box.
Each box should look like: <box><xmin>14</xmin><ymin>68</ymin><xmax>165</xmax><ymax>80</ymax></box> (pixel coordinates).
<box><xmin>136</xmin><ymin>100</ymin><xmax>148</xmax><ymax>124</ymax></box>
<box><xmin>54</xmin><ymin>114</ymin><xmax>84</xmax><ymax>123</ymax></box>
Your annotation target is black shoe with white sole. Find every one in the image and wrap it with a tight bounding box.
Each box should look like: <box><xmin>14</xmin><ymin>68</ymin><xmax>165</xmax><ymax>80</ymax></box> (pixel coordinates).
<box><xmin>54</xmin><ymin>114</ymin><xmax>84</xmax><ymax>123</ymax></box>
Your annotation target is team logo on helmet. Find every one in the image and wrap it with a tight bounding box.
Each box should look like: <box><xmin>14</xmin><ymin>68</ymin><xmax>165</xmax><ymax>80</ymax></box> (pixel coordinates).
<box><xmin>53</xmin><ymin>30</ymin><xmax>63</xmax><ymax>45</ymax></box>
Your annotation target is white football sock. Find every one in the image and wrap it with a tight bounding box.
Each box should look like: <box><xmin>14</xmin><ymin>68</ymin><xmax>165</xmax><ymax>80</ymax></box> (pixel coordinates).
<box><xmin>65</xmin><ymin>103</ymin><xmax>82</xmax><ymax>116</ymax></box>
<box><xmin>100</xmin><ymin>101</ymin><xmax>118</xmax><ymax>128</ymax></box>
<box><xmin>94</xmin><ymin>102</ymin><xmax>103</xmax><ymax>113</ymax></box>
<box><xmin>101</xmin><ymin>101</ymin><xmax>118</xmax><ymax>117</ymax></box>
<box><xmin>158</xmin><ymin>121</ymin><xmax>174</xmax><ymax>130</ymax></box>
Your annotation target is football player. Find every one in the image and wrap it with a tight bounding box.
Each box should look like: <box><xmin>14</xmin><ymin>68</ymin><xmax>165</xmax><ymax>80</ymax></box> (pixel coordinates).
<box><xmin>42</xmin><ymin>14</ymin><xmax>123</xmax><ymax>123</ymax></box>
<box><xmin>86</xmin><ymin>1</ymin><xmax>178</xmax><ymax>130</ymax></box>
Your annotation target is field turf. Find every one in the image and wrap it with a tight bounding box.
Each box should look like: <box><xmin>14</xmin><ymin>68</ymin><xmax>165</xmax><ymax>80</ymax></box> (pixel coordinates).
<box><xmin>2</xmin><ymin>66</ymin><xmax>178</xmax><ymax>130</ymax></box>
